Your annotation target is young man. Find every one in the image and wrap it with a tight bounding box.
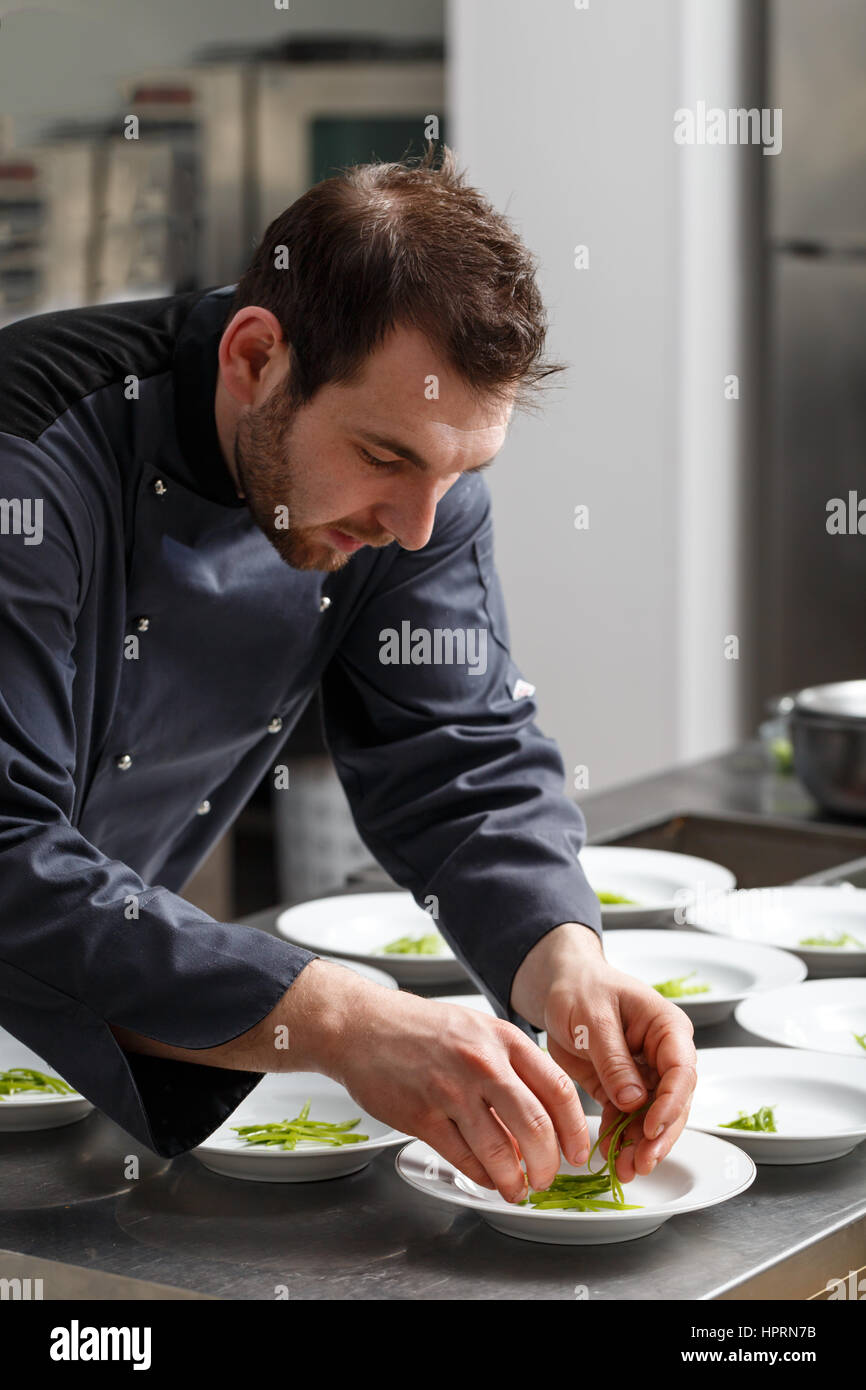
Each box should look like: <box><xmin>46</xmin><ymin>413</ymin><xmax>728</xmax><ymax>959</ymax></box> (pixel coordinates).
<box><xmin>0</xmin><ymin>146</ymin><xmax>694</xmax><ymax>1202</ymax></box>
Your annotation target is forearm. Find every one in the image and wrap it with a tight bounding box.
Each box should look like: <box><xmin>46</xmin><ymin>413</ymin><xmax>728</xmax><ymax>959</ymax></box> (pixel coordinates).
<box><xmin>110</xmin><ymin>958</ymin><xmax>366</xmax><ymax>1078</ymax></box>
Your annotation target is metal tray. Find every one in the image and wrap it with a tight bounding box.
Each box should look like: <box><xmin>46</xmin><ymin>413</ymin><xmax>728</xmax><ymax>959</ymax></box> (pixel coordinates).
<box><xmin>591</xmin><ymin>810</ymin><xmax>866</xmax><ymax>889</ymax></box>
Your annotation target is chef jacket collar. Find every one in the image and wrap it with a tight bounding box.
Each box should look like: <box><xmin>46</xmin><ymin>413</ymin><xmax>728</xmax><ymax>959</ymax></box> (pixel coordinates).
<box><xmin>171</xmin><ymin>283</ymin><xmax>247</xmax><ymax>509</ymax></box>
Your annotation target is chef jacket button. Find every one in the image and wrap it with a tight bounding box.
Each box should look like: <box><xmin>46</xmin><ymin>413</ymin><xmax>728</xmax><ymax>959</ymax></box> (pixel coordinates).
<box><xmin>116</xmin><ymin>753</ymin><xmax>133</xmax><ymax>771</ymax></box>
<box><xmin>196</xmin><ymin>799</ymin><xmax>212</xmax><ymax>815</ymax></box>
<box><xmin>319</xmin><ymin>595</ymin><xmax>331</xmax><ymax>612</ymax></box>
<box><xmin>267</xmin><ymin>717</ymin><xmax>283</xmax><ymax>734</ymax></box>
<box><xmin>136</xmin><ymin>616</ymin><xmax>150</xmax><ymax>632</ymax></box>
<box><xmin>153</xmin><ymin>479</ymin><xmax>167</xmax><ymax>496</ymax></box>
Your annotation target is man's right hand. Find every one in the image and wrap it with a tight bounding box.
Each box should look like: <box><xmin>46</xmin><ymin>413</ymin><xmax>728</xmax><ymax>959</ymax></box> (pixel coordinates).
<box><xmin>111</xmin><ymin>957</ymin><xmax>590</xmax><ymax>1203</ymax></box>
<box><xmin>289</xmin><ymin>961</ymin><xmax>592</xmax><ymax>1203</ymax></box>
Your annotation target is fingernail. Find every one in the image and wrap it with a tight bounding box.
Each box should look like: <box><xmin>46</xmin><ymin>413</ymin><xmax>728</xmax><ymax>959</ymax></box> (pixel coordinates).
<box><xmin>652</xmin><ymin>1123</ymin><xmax>665</xmax><ymax>1140</ymax></box>
<box><xmin>647</xmin><ymin>1156</ymin><xmax>657</xmax><ymax>1173</ymax></box>
<box><xmin>617</xmin><ymin>1084</ymin><xmax>644</xmax><ymax>1106</ymax></box>
<box><xmin>573</xmin><ymin>1144</ymin><xmax>590</xmax><ymax>1166</ymax></box>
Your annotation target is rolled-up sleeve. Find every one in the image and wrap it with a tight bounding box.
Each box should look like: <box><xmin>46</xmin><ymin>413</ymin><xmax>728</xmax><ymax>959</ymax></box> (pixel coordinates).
<box><xmin>320</xmin><ymin>472</ymin><xmax>602</xmax><ymax>1032</ymax></box>
<box><xmin>0</xmin><ymin>438</ymin><xmax>316</xmax><ymax>1157</ymax></box>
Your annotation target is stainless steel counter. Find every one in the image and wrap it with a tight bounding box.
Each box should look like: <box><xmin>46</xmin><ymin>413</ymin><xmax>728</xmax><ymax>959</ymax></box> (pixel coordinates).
<box><xmin>1</xmin><ymin>742</ymin><xmax>864</xmax><ymax>1300</ymax></box>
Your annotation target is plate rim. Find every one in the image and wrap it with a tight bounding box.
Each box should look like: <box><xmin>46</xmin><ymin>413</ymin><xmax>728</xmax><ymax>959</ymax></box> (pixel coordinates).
<box><xmin>393</xmin><ymin>1126</ymin><xmax>756</xmax><ymax>1223</ymax></box>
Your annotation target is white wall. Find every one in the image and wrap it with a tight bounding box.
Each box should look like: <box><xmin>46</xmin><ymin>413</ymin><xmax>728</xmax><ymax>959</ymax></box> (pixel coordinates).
<box><xmin>448</xmin><ymin>0</ymin><xmax>762</xmax><ymax>794</ymax></box>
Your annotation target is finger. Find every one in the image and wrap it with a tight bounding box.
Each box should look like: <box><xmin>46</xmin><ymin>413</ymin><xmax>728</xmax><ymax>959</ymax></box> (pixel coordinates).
<box><xmin>507</xmin><ymin>1037</ymin><xmax>592</xmax><ymax>1170</ymax></box>
<box><xmin>481</xmin><ymin>1073</ymin><xmax>571</xmax><ymax>1192</ymax></box>
<box><xmin>594</xmin><ymin>1100</ymin><xmax>650</xmax><ymax>1183</ymax></box>
<box><xmin>419</xmin><ymin>1115</ymin><xmax>498</xmax><ymax>1190</ymax></box>
<box><xmin>636</xmin><ymin>1011</ymin><xmax>697</xmax><ymax>1136</ymax></box>
<box><xmin>453</xmin><ymin>1101</ymin><xmax>530</xmax><ymax>1203</ymax></box>
<box><xmin>629</xmin><ymin>1104</ymin><xmax>692</xmax><ymax>1177</ymax></box>
<box><xmin>589</xmin><ymin>1012</ymin><xmax>653</xmax><ymax>1112</ymax></box>
<box><xmin>546</xmin><ymin>1035</ymin><xmax>596</xmax><ymax>1092</ymax></box>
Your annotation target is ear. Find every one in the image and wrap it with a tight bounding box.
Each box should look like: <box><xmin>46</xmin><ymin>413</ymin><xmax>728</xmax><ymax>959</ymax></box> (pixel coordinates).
<box><xmin>217</xmin><ymin>307</ymin><xmax>287</xmax><ymax>406</ymax></box>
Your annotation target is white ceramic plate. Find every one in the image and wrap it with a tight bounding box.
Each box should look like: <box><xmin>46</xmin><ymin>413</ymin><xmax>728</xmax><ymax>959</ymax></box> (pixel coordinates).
<box><xmin>686</xmin><ymin>885</ymin><xmax>866</xmax><ymax>977</ymax></box>
<box><xmin>602</xmin><ymin>930</ymin><xmax>806</xmax><ymax>1026</ymax></box>
<box><xmin>0</xmin><ymin>1027</ymin><xmax>92</xmax><ymax>1131</ymax></box>
<box><xmin>579</xmin><ymin>846</ymin><xmax>736</xmax><ymax>928</ymax></box>
<box><xmin>431</xmin><ymin>993</ymin><xmax>548</xmax><ymax>1050</ymax></box>
<box><xmin>735</xmin><ymin>978</ymin><xmax>866</xmax><ymax>1058</ymax></box>
<box><xmin>687</xmin><ymin>1047</ymin><xmax>866</xmax><ymax>1164</ymax></box>
<box><xmin>276</xmin><ymin>893</ymin><xmax>467</xmax><ymax>985</ymax></box>
<box><xmin>192</xmin><ymin>1072</ymin><xmax>407</xmax><ymax>1182</ymax></box>
<box><xmin>395</xmin><ymin>1120</ymin><xmax>755</xmax><ymax>1245</ymax></box>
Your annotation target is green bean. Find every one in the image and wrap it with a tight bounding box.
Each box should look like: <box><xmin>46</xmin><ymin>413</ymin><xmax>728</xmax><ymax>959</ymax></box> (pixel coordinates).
<box><xmin>0</xmin><ymin>1067</ymin><xmax>76</xmax><ymax>1099</ymax></box>
<box><xmin>653</xmin><ymin>972</ymin><xmax>711</xmax><ymax>998</ymax></box>
<box><xmin>523</xmin><ymin>1103</ymin><xmax>650</xmax><ymax>1212</ymax></box>
<box><xmin>719</xmin><ymin>1105</ymin><xmax>777</xmax><ymax>1132</ymax></box>
<box><xmin>232</xmin><ymin>1100</ymin><xmax>368</xmax><ymax>1150</ymax></box>
<box><xmin>381</xmin><ymin>933</ymin><xmax>443</xmax><ymax>955</ymax></box>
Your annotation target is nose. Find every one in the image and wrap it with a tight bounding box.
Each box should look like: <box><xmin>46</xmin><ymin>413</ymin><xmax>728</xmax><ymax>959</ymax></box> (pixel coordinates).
<box><xmin>376</xmin><ymin>476</ymin><xmax>444</xmax><ymax>551</ymax></box>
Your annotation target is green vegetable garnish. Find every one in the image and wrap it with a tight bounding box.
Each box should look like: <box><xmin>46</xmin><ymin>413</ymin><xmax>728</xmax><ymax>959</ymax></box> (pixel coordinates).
<box><xmin>798</xmin><ymin>933</ymin><xmax>864</xmax><ymax>949</ymax></box>
<box><xmin>0</xmin><ymin>1067</ymin><xmax>76</xmax><ymax>1099</ymax></box>
<box><xmin>854</xmin><ymin>1032</ymin><xmax>866</xmax><ymax>1053</ymax></box>
<box><xmin>232</xmin><ymin>1099</ymin><xmax>368</xmax><ymax>1150</ymax></box>
<box><xmin>381</xmin><ymin>933</ymin><xmax>443</xmax><ymax>955</ymax></box>
<box><xmin>596</xmin><ymin>892</ymin><xmax>638</xmax><ymax>905</ymax></box>
<box><xmin>770</xmin><ymin>737</ymin><xmax>793</xmax><ymax>774</ymax></box>
<box><xmin>521</xmin><ymin>1105</ymin><xmax>647</xmax><ymax>1212</ymax></box>
<box><xmin>653</xmin><ymin>972</ymin><xmax>711</xmax><ymax>998</ymax></box>
<box><xmin>719</xmin><ymin>1105</ymin><xmax>777</xmax><ymax>1133</ymax></box>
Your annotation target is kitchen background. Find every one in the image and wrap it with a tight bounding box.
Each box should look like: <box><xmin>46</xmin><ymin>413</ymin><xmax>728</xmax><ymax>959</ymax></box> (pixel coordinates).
<box><xmin>0</xmin><ymin>0</ymin><xmax>862</xmax><ymax>920</ymax></box>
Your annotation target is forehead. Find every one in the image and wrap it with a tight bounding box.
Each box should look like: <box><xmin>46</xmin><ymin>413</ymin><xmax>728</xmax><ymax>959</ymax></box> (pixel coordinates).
<box><xmin>333</xmin><ymin>323</ymin><xmax>514</xmax><ymax>458</ymax></box>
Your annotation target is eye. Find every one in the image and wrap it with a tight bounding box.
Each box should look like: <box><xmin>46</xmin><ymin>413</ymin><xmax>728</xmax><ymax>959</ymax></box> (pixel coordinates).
<box><xmin>358</xmin><ymin>446</ymin><xmax>399</xmax><ymax>471</ymax></box>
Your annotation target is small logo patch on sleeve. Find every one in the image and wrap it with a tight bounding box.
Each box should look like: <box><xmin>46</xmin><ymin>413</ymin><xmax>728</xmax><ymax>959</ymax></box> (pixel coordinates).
<box><xmin>511</xmin><ymin>678</ymin><xmax>536</xmax><ymax>700</ymax></box>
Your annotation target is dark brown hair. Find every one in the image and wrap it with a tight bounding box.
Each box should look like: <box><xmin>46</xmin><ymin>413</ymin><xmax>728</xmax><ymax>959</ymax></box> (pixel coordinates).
<box><xmin>229</xmin><ymin>142</ymin><xmax>565</xmax><ymax>412</ymax></box>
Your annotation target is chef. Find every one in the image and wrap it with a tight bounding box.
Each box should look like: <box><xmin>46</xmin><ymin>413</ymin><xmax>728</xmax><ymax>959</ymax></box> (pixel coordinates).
<box><xmin>0</xmin><ymin>146</ymin><xmax>695</xmax><ymax>1203</ymax></box>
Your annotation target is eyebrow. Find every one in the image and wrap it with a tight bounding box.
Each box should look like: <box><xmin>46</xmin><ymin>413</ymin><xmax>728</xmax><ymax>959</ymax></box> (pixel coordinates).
<box><xmin>356</xmin><ymin>432</ymin><xmax>496</xmax><ymax>473</ymax></box>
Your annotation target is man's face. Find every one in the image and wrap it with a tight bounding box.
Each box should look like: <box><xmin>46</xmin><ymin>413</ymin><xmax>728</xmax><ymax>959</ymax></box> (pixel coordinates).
<box><xmin>232</xmin><ymin>324</ymin><xmax>513</xmax><ymax>572</ymax></box>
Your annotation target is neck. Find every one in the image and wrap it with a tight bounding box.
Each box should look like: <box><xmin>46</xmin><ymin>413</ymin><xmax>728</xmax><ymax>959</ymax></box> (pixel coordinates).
<box><xmin>214</xmin><ymin>377</ymin><xmax>245</xmax><ymax>497</ymax></box>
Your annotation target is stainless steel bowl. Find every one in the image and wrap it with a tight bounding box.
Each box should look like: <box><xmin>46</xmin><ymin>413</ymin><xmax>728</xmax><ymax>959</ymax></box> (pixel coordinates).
<box><xmin>791</xmin><ymin>680</ymin><xmax>866</xmax><ymax>818</ymax></box>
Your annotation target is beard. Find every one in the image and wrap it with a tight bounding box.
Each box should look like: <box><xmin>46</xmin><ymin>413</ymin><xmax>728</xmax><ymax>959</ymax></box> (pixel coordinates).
<box><xmin>232</xmin><ymin>386</ymin><xmax>391</xmax><ymax>573</ymax></box>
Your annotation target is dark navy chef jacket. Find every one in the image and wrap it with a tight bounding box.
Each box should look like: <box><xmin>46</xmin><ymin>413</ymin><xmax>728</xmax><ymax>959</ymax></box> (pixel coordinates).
<box><xmin>0</xmin><ymin>284</ymin><xmax>602</xmax><ymax>1157</ymax></box>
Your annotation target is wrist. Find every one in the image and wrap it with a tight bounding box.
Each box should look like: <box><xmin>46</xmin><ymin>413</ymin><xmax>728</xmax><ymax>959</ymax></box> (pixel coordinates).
<box><xmin>510</xmin><ymin>921</ymin><xmax>603</xmax><ymax>1026</ymax></box>
<box><xmin>270</xmin><ymin>959</ymin><xmax>365</xmax><ymax>1080</ymax></box>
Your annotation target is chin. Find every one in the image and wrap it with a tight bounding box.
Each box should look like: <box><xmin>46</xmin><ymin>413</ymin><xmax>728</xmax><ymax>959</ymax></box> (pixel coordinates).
<box><xmin>277</xmin><ymin>539</ymin><xmax>351</xmax><ymax>574</ymax></box>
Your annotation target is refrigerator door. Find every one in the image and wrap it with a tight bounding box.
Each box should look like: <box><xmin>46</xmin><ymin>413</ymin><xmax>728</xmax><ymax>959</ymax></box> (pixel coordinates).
<box><xmin>770</xmin><ymin>0</ymin><xmax>866</xmax><ymax>244</ymax></box>
<box><xmin>761</xmin><ymin>252</ymin><xmax>866</xmax><ymax>698</ymax></box>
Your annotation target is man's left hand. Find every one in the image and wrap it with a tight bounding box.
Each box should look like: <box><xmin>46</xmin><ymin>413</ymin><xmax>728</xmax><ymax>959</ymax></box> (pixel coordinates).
<box><xmin>510</xmin><ymin>922</ymin><xmax>698</xmax><ymax>1181</ymax></box>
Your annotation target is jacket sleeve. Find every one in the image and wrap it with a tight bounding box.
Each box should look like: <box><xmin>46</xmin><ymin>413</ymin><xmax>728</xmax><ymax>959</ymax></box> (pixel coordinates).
<box><xmin>0</xmin><ymin>437</ymin><xmax>317</xmax><ymax>1157</ymax></box>
<box><xmin>320</xmin><ymin>471</ymin><xmax>602</xmax><ymax>1032</ymax></box>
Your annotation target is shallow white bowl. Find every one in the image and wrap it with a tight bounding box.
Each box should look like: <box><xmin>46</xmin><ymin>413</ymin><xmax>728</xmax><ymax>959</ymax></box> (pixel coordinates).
<box><xmin>687</xmin><ymin>1046</ymin><xmax>866</xmax><ymax>1164</ymax></box>
<box><xmin>276</xmin><ymin>893</ymin><xmax>466</xmax><ymax>985</ymax></box>
<box><xmin>579</xmin><ymin>846</ymin><xmax>736</xmax><ymax>928</ymax></box>
<box><xmin>686</xmin><ymin>885</ymin><xmax>866</xmax><ymax>977</ymax></box>
<box><xmin>192</xmin><ymin>1072</ymin><xmax>407</xmax><ymax>1183</ymax></box>
<box><xmin>0</xmin><ymin>1027</ymin><xmax>92</xmax><ymax>1132</ymax></box>
<box><xmin>735</xmin><ymin>977</ymin><xmax>866</xmax><ymax>1058</ymax></box>
<box><xmin>602</xmin><ymin>929</ymin><xmax>806</xmax><ymax>1025</ymax></box>
<box><xmin>395</xmin><ymin>1119</ymin><xmax>755</xmax><ymax>1245</ymax></box>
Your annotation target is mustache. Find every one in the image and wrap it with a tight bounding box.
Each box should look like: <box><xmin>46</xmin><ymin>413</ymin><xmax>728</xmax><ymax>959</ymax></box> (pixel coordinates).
<box><xmin>330</xmin><ymin>524</ymin><xmax>394</xmax><ymax>547</ymax></box>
